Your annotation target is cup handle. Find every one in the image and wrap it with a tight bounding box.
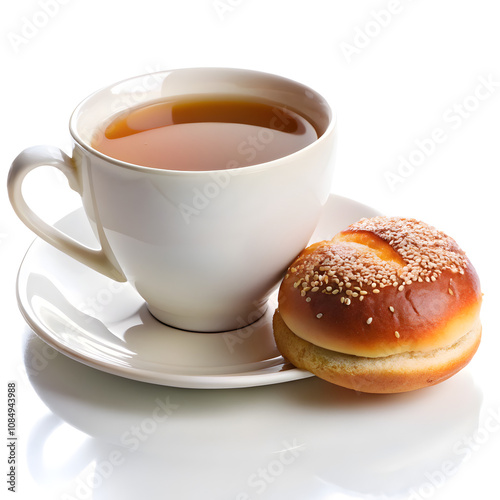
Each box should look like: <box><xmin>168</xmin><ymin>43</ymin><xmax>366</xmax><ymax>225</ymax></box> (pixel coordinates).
<box><xmin>8</xmin><ymin>145</ymin><xmax>126</xmax><ymax>282</ymax></box>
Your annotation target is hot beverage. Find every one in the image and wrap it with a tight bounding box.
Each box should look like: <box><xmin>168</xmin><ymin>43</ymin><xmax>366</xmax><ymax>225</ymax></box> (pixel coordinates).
<box><xmin>91</xmin><ymin>96</ymin><xmax>318</xmax><ymax>171</ymax></box>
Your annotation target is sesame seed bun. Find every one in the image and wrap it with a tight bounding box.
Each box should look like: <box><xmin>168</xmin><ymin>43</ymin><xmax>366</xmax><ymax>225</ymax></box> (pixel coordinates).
<box><xmin>274</xmin><ymin>216</ymin><xmax>482</xmax><ymax>393</ymax></box>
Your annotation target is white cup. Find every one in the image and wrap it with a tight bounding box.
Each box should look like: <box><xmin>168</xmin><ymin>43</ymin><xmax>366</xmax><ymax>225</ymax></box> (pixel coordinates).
<box><xmin>8</xmin><ymin>68</ymin><xmax>336</xmax><ymax>332</ymax></box>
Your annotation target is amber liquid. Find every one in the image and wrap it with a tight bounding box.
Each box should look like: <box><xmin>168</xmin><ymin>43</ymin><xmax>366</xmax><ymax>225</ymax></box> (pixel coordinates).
<box><xmin>91</xmin><ymin>96</ymin><xmax>318</xmax><ymax>171</ymax></box>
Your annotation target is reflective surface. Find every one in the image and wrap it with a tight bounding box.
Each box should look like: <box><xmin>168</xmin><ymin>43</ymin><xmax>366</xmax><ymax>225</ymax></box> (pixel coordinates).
<box><xmin>24</xmin><ymin>330</ymin><xmax>486</xmax><ymax>499</ymax></box>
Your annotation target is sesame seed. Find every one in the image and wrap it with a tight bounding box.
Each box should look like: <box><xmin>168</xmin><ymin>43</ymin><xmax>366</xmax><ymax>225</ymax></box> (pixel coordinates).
<box><xmin>326</xmin><ymin>286</ymin><xmax>332</xmax><ymax>292</ymax></box>
<box><xmin>305</xmin><ymin>297</ymin><xmax>311</xmax><ymax>302</ymax></box>
<box><xmin>291</xmin><ymin>216</ymin><xmax>469</xmax><ymax>307</ymax></box>
<box><xmin>366</xmin><ymin>317</ymin><xmax>373</xmax><ymax>325</ymax></box>
<box><xmin>395</xmin><ymin>331</ymin><xmax>400</xmax><ymax>338</ymax></box>
<box><xmin>359</xmin><ymin>296</ymin><xmax>364</xmax><ymax>302</ymax></box>
<box><xmin>340</xmin><ymin>297</ymin><xmax>345</xmax><ymax>304</ymax></box>
<box><xmin>360</xmin><ymin>290</ymin><xmax>368</xmax><ymax>295</ymax></box>
<box><xmin>341</xmin><ymin>217</ymin><xmax>468</xmax><ymax>281</ymax></box>
<box><xmin>316</xmin><ymin>313</ymin><xmax>323</xmax><ymax>319</ymax></box>
<box><xmin>311</xmin><ymin>287</ymin><xmax>319</xmax><ymax>292</ymax></box>
<box><xmin>389</xmin><ymin>306</ymin><xmax>395</xmax><ymax>313</ymax></box>
<box><xmin>345</xmin><ymin>298</ymin><xmax>351</xmax><ymax>305</ymax></box>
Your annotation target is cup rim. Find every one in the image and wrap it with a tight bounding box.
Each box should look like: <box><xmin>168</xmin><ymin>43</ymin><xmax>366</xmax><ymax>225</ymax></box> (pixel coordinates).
<box><xmin>69</xmin><ymin>67</ymin><xmax>337</xmax><ymax>176</ymax></box>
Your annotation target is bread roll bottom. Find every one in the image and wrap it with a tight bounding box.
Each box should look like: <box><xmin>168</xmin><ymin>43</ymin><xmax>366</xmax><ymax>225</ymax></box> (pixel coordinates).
<box><xmin>273</xmin><ymin>310</ymin><xmax>481</xmax><ymax>394</ymax></box>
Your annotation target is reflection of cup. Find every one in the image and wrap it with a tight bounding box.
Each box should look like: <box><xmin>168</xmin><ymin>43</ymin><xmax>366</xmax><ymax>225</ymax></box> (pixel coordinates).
<box><xmin>8</xmin><ymin>68</ymin><xmax>336</xmax><ymax>332</ymax></box>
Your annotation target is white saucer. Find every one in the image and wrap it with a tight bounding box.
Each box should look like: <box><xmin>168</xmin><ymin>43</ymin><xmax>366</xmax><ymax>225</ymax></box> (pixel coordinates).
<box><xmin>16</xmin><ymin>194</ymin><xmax>380</xmax><ymax>389</ymax></box>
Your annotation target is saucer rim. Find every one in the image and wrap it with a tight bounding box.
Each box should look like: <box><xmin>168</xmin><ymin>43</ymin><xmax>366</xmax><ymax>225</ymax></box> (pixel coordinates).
<box><xmin>15</xmin><ymin>193</ymin><xmax>380</xmax><ymax>389</ymax></box>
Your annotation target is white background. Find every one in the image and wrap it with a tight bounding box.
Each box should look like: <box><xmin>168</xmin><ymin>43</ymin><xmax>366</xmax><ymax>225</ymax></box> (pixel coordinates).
<box><xmin>1</xmin><ymin>1</ymin><xmax>500</xmax><ymax>499</ymax></box>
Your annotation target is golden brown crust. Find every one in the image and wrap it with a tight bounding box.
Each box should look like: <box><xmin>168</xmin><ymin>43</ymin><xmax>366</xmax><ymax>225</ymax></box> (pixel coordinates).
<box><xmin>277</xmin><ymin>216</ymin><xmax>482</xmax><ymax>357</ymax></box>
<box><xmin>273</xmin><ymin>310</ymin><xmax>482</xmax><ymax>394</ymax></box>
